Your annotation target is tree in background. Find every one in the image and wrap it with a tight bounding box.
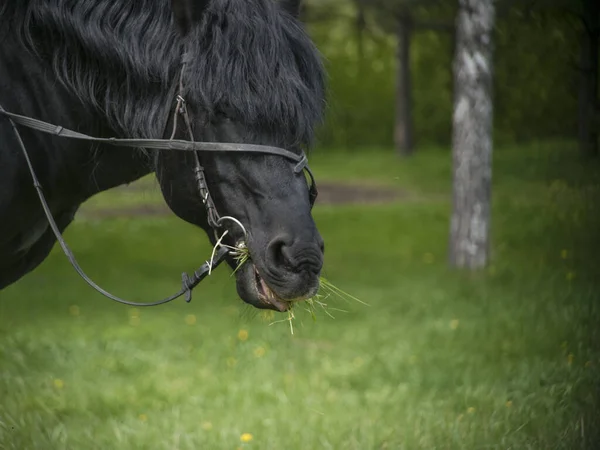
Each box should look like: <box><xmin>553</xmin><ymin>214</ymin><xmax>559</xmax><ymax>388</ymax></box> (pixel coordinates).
<box><xmin>523</xmin><ymin>0</ymin><xmax>599</xmax><ymax>157</ymax></box>
<box><xmin>303</xmin><ymin>0</ymin><xmax>581</xmax><ymax>151</ymax></box>
<box><xmin>449</xmin><ymin>0</ymin><xmax>495</xmax><ymax>269</ymax></box>
<box><xmin>577</xmin><ymin>0</ymin><xmax>599</xmax><ymax>158</ymax></box>
<box><xmin>354</xmin><ymin>0</ymin><xmax>454</xmax><ymax>157</ymax></box>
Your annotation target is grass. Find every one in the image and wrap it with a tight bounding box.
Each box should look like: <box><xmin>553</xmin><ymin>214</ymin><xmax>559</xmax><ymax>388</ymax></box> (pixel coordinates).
<box><xmin>1</xmin><ymin>141</ymin><xmax>599</xmax><ymax>449</ymax></box>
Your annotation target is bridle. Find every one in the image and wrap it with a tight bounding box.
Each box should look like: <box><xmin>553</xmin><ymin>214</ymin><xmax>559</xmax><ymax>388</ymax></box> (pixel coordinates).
<box><xmin>0</xmin><ymin>52</ymin><xmax>318</xmax><ymax>307</ymax></box>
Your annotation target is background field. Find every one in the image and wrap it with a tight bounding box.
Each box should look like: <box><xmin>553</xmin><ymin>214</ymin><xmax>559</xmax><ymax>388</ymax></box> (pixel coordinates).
<box><xmin>1</xmin><ymin>143</ymin><xmax>599</xmax><ymax>449</ymax></box>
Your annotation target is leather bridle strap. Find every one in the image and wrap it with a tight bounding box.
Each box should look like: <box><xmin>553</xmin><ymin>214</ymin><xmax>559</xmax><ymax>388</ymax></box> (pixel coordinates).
<box><xmin>0</xmin><ymin>105</ymin><xmax>317</xmax><ymax>307</ymax></box>
<box><xmin>0</xmin><ymin>107</ymin><xmax>309</xmax><ymax>166</ymax></box>
<box><xmin>0</xmin><ymin>105</ymin><xmax>317</xmax><ymax>206</ymax></box>
<box><xmin>1</xmin><ymin>103</ymin><xmax>231</xmax><ymax>306</ymax></box>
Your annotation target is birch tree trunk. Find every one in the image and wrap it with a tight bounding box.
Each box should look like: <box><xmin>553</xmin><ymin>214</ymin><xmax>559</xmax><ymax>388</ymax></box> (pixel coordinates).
<box><xmin>449</xmin><ymin>0</ymin><xmax>495</xmax><ymax>269</ymax></box>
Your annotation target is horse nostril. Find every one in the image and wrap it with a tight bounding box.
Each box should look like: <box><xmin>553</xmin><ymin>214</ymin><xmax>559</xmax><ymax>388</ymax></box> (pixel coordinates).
<box><xmin>267</xmin><ymin>235</ymin><xmax>294</xmax><ymax>269</ymax></box>
<box><xmin>266</xmin><ymin>234</ymin><xmax>323</xmax><ymax>273</ymax></box>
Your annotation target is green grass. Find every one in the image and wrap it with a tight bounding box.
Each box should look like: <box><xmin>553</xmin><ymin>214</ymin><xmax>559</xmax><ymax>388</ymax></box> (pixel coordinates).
<box><xmin>1</xmin><ymin>142</ymin><xmax>599</xmax><ymax>449</ymax></box>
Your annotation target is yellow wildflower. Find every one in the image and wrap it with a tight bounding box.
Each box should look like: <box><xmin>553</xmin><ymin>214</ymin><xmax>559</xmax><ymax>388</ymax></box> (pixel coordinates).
<box><xmin>238</xmin><ymin>329</ymin><xmax>249</xmax><ymax>341</ymax></box>
<box><xmin>561</xmin><ymin>249</ymin><xmax>568</xmax><ymax>259</ymax></box>
<box><xmin>53</xmin><ymin>379</ymin><xmax>64</xmax><ymax>389</ymax></box>
<box><xmin>201</xmin><ymin>421</ymin><xmax>213</xmax><ymax>431</ymax></box>
<box><xmin>253</xmin><ymin>346</ymin><xmax>265</xmax><ymax>358</ymax></box>
<box><xmin>240</xmin><ymin>433</ymin><xmax>253</xmax><ymax>443</ymax></box>
<box><xmin>505</xmin><ymin>400</ymin><xmax>513</xmax><ymax>408</ymax></box>
<box><xmin>450</xmin><ymin>319</ymin><xmax>459</xmax><ymax>330</ymax></box>
<box><xmin>139</xmin><ymin>414</ymin><xmax>148</xmax><ymax>422</ymax></box>
<box><xmin>185</xmin><ymin>314</ymin><xmax>197</xmax><ymax>325</ymax></box>
<box><xmin>467</xmin><ymin>407</ymin><xmax>475</xmax><ymax>414</ymax></box>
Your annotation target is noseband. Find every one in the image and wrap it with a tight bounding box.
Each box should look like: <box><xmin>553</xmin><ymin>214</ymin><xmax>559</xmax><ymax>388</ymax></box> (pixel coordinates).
<box><xmin>0</xmin><ymin>53</ymin><xmax>318</xmax><ymax>307</ymax></box>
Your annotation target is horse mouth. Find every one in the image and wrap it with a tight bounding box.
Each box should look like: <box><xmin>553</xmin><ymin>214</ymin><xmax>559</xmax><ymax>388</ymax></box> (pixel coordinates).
<box><xmin>233</xmin><ymin>258</ymin><xmax>292</xmax><ymax>312</ymax></box>
<box><xmin>253</xmin><ymin>266</ymin><xmax>292</xmax><ymax>312</ymax></box>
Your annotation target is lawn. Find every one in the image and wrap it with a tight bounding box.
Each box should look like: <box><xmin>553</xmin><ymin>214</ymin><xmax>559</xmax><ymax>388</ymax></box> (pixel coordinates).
<box><xmin>1</xmin><ymin>142</ymin><xmax>599</xmax><ymax>449</ymax></box>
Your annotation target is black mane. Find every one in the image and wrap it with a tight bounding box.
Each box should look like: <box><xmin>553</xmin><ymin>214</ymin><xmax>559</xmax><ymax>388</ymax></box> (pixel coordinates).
<box><xmin>0</xmin><ymin>0</ymin><xmax>326</xmax><ymax>146</ymax></box>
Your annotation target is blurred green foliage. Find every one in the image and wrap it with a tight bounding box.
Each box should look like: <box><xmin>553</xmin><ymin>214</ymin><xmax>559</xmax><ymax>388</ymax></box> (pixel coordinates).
<box><xmin>307</xmin><ymin>4</ymin><xmax>580</xmax><ymax>149</ymax></box>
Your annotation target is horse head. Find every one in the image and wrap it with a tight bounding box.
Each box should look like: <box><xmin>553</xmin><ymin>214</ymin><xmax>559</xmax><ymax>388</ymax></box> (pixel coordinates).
<box><xmin>155</xmin><ymin>0</ymin><xmax>327</xmax><ymax>312</ymax></box>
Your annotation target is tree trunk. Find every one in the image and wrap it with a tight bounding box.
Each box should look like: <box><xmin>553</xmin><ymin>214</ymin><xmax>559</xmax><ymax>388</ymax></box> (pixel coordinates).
<box><xmin>578</xmin><ymin>0</ymin><xmax>599</xmax><ymax>159</ymax></box>
<box><xmin>355</xmin><ymin>0</ymin><xmax>366</xmax><ymax>71</ymax></box>
<box><xmin>395</xmin><ymin>14</ymin><xmax>414</xmax><ymax>157</ymax></box>
<box><xmin>449</xmin><ymin>0</ymin><xmax>495</xmax><ymax>269</ymax></box>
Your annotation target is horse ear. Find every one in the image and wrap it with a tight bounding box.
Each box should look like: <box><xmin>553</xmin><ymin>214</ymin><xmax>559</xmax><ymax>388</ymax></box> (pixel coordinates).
<box><xmin>280</xmin><ymin>0</ymin><xmax>302</xmax><ymax>18</ymax></box>
<box><xmin>171</xmin><ymin>0</ymin><xmax>210</xmax><ymax>36</ymax></box>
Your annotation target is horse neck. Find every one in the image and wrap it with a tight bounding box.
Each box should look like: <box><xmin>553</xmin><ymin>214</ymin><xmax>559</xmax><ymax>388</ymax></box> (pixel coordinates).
<box><xmin>0</xmin><ymin>38</ymin><xmax>158</xmax><ymax>204</ymax></box>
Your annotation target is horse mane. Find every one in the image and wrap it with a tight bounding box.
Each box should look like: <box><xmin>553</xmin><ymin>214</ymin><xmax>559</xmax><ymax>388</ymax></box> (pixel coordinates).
<box><xmin>0</xmin><ymin>0</ymin><xmax>326</xmax><ymax>147</ymax></box>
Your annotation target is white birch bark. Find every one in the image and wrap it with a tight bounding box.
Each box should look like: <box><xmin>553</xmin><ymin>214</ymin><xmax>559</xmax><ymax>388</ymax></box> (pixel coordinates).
<box><xmin>449</xmin><ymin>0</ymin><xmax>495</xmax><ymax>269</ymax></box>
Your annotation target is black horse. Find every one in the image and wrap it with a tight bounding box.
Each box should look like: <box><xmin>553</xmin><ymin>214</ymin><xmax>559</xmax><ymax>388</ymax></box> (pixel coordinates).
<box><xmin>0</xmin><ymin>0</ymin><xmax>326</xmax><ymax>312</ymax></box>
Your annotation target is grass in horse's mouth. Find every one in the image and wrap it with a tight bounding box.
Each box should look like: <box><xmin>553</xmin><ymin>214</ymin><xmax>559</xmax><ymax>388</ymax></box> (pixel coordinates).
<box><xmin>227</xmin><ymin>241</ymin><xmax>368</xmax><ymax>334</ymax></box>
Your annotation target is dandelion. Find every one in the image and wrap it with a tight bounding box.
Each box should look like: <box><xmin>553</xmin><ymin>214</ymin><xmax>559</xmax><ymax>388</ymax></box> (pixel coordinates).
<box><xmin>185</xmin><ymin>314</ymin><xmax>197</xmax><ymax>325</ymax></box>
<box><xmin>139</xmin><ymin>414</ymin><xmax>148</xmax><ymax>422</ymax></box>
<box><xmin>450</xmin><ymin>319</ymin><xmax>459</xmax><ymax>330</ymax></box>
<box><xmin>237</xmin><ymin>329</ymin><xmax>249</xmax><ymax>341</ymax></box>
<box><xmin>505</xmin><ymin>401</ymin><xmax>513</xmax><ymax>408</ymax></box>
<box><xmin>69</xmin><ymin>305</ymin><xmax>80</xmax><ymax>317</ymax></box>
<box><xmin>129</xmin><ymin>316</ymin><xmax>140</xmax><ymax>326</ymax></box>
<box><xmin>240</xmin><ymin>433</ymin><xmax>253</xmax><ymax>443</ymax></box>
<box><xmin>467</xmin><ymin>407</ymin><xmax>475</xmax><ymax>414</ymax></box>
<box><xmin>253</xmin><ymin>346</ymin><xmax>265</xmax><ymax>358</ymax></box>
<box><xmin>53</xmin><ymin>379</ymin><xmax>64</xmax><ymax>389</ymax></box>
<box><xmin>201</xmin><ymin>421</ymin><xmax>213</xmax><ymax>431</ymax></box>
<box><xmin>129</xmin><ymin>308</ymin><xmax>140</xmax><ymax>319</ymax></box>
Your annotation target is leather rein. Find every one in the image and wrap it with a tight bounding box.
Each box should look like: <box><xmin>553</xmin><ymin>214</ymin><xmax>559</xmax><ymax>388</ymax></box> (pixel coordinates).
<box><xmin>0</xmin><ymin>53</ymin><xmax>318</xmax><ymax>307</ymax></box>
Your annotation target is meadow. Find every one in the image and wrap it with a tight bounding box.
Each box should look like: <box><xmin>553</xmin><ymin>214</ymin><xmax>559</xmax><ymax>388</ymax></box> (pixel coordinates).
<box><xmin>1</xmin><ymin>143</ymin><xmax>598</xmax><ymax>449</ymax></box>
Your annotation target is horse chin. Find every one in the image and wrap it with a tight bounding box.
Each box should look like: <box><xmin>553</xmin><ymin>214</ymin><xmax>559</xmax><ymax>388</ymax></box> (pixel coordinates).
<box><xmin>234</xmin><ymin>262</ymin><xmax>292</xmax><ymax>312</ymax></box>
